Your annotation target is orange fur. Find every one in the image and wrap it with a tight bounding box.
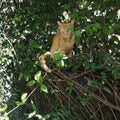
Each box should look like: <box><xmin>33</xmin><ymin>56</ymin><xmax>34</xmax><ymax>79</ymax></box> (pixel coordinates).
<box><xmin>39</xmin><ymin>20</ymin><xmax>75</xmax><ymax>73</ymax></box>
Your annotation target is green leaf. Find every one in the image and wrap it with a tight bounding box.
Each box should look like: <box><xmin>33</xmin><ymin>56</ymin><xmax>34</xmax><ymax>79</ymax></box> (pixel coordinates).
<box><xmin>84</xmin><ymin>62</ymin><xmax>90</xmax><ymax>70</ymax></box>
<box><xmin>62</xmin><ymin>55</ymin><xmax>68</xmax><ymax>60</ymax></box>
<box><xmin>16</xmin><ymin>101</ymin><xmax>22</xmax><ymax>106</ymax></box>
<box><xmin>34</xmin><ymin>71</ymin><xmax>43</xmax><ymax>84</ymax></box>
<box><xmin>91</xmin><ymin>63</ymin><xmax>96</xmax><ymax>71</ymax></box>
<box><xmin>24</xmin><ymin>73</ymin><xmax>30</xmax><ymax>81</ymax></box>
<box><xmin>109</xmin><ymin>26</ymin><xmax>114</xmax><ymax>34</ymax></box>
<box><xmin>18</xmin><ymin>73</ymin><xmax>23</xmax><ymax>81</ymax></box>
<box><xmin>112</xmin><ymin>67</ymin><xmax>120</xmax><ymax>80</ymax></box>
<box><xmin>41</xmin><ymin>84</ymin><xmax>48</xmax><ymax>93</ymax></box>
<box><xmin>34</xmin><ymin>71</ymin><xmax>41</xmax><ymax>81</ymax></box>
<box><xmin>75</xmin><ymin>30</ymin><xmax>81</xmax><ymax>37</ymax></box>
<box><xmin>44</xmin><ymin>51</ymin><xmax>51</xmax><ymax>56</ymax></box>
<box><xmin>60</xmin><ymin>60</ymin><xmax>64</xmax><ymax>67</ymax></box>
<box><xmin>95</xmin><ymin>22</ymin><xmax>101</xmax><ymax>29</ymax></box>
<box><xmin>53</xmin><ymin>52</ymin><xmax>62</xmax><ymax>60</ymax></box>
<box><xmin>27</xmin><ymin>111</ymin><xmax>36</xmax><ymax>119</ymax></box>
<box><xmin>31</xmin><ymin>100</ymin><xmax>37</xmax><ymax>112</ymax></box>
<box><xmin>0</xmin><ymin>115</ymin><xmax>9</xmax><ymax>120</ymax></box>
<box><xmin>92</xmin><ymin>26</ymin><xmax>97</xmax><ymax>32</ymax></box>
<box><xmin>0</xmin><ymin>104</ymin><xmax>7</xmax><ymax>112</ymax></box>
<box><xmin>21</xmin><ymin>93</ymin><xmax>28</xmax><ymax>104</ymax></box>
<box><xmin>27</xmin><ymin>80</ymin><xmax>36</xmax><ymax>86</ymax></box>
<box><xmin>56</xmin><ymin>60</ymin><xmax>65</xmax><ymax>68</ymax></box>
<box><xmin>36</xmin><ymin>114</ymin><xmax>43</xmax><ymax>119</ymax></box>
<box><xmin>74</xmin><ymin>30</ymin><xmax>81</xmax><ymax>45</ymax></box>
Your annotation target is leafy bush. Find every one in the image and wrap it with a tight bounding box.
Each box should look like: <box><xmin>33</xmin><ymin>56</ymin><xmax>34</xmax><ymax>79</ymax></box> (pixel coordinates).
<box><xmin>0</xmin><ymin>0</ymin><xmax>120</xmax><ymax>119</ymax></box>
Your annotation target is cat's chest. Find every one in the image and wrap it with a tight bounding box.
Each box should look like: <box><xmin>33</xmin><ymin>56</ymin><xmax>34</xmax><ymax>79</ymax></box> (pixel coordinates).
<box><xmin>58</xmin><ymin>38</ymin><xmax>74</xmax><ymax>55</ymax></box>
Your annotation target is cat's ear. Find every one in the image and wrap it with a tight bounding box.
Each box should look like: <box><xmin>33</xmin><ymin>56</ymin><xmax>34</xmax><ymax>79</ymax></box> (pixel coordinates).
<box><xmin>70</xmin><ymin>20</ymin><xmax>74</xmax><ymax>25</ymax></box>
<box><xmin>57</xmin><ymin>21</ymin><xmax>62</xmax><ymax>26</ymax></box>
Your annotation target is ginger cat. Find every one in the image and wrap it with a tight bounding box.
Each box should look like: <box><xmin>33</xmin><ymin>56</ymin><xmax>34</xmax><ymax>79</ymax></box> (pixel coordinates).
<box><xmin>39</xmin><ymin>20</ymin><xmax>75</xmax><ymax>73</ymax></box>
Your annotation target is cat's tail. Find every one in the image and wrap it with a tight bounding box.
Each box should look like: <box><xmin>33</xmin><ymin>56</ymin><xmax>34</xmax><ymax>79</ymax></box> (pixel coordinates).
<box><xmin>39</xmin><ymin>52</ymin><xmax>52</xmax><ymax>73</ymax></box>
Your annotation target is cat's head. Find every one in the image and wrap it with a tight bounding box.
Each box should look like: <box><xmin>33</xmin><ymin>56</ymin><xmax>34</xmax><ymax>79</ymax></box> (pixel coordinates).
<box><xmin>57</xmin><ymin>20</ymin><xmax>74</xmax><ymax>38</ymax></box>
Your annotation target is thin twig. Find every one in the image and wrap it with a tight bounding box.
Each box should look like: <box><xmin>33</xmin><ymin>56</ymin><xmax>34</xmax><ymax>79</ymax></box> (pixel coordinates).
<box><xmin>7</xmin><ymin>86</ymin><xmax>37</xmax><ymax>115</ymax></box>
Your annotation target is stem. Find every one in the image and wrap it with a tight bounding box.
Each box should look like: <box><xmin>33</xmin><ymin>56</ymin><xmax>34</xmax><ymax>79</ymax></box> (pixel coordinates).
<box><xmin>7</xmin><ymin>86</ymin><xmax>37</xmax><ymax>115</ymax></box>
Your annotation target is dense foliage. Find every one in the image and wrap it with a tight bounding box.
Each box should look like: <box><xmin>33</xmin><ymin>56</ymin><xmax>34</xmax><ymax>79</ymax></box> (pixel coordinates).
<box><xmin>0</xmin><ymin>0</ymin><xmax>120</xmax><ymax>120</ymax></box>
